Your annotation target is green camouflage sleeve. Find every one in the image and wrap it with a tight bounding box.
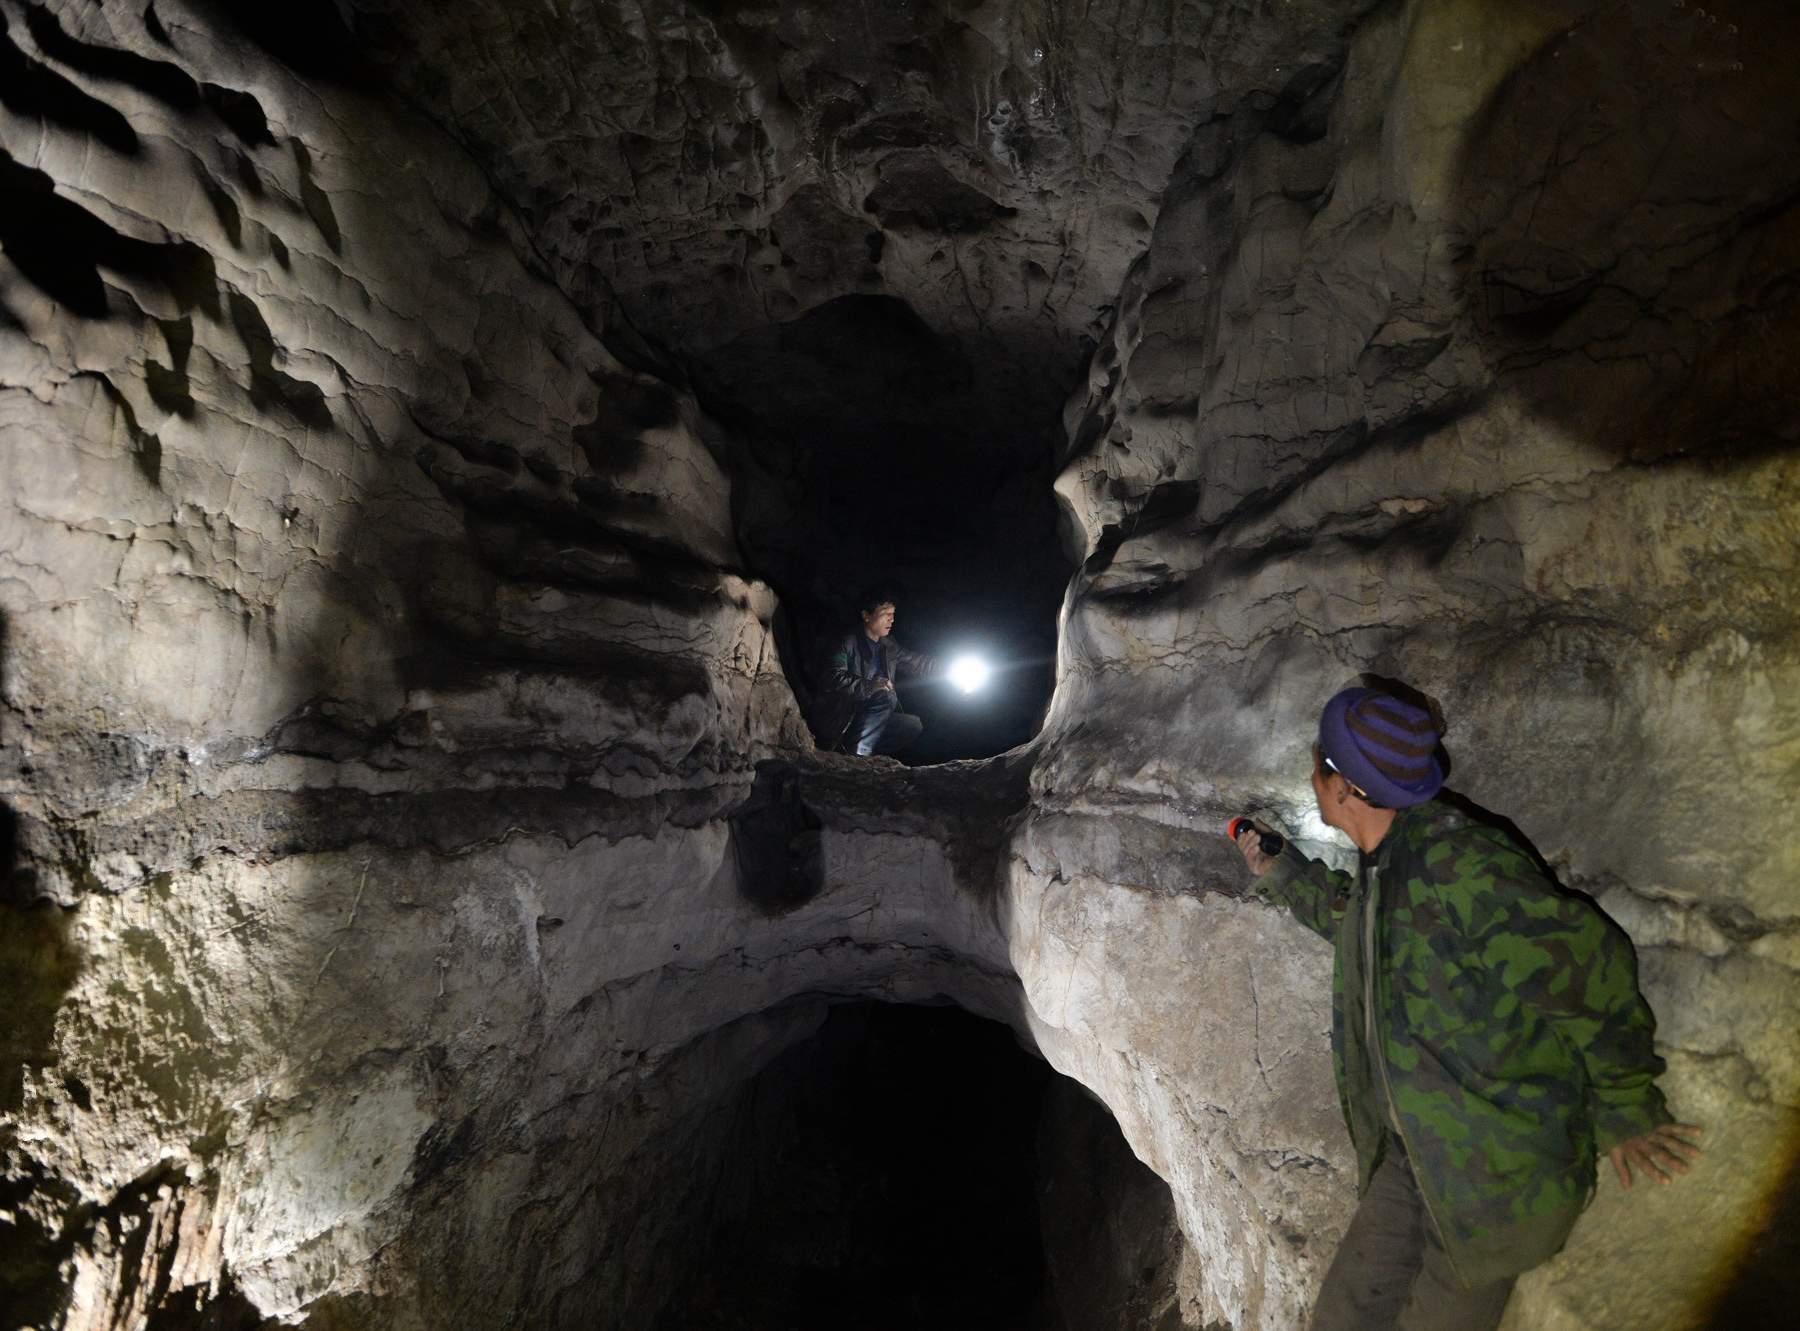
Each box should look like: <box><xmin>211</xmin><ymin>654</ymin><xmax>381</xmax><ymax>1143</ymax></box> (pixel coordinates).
<box><xmin>1570</xmin><ymin>921</ymin><xmax>1673</xmax><ymax>1151</ymax></box>
<box><xmin>1258</xmin><ymin>843</ymin><xmax>1354</xmax><ymax>942</ymax></box>
<box><xmin>1422</xmin><ymin>828</ymin><xmax>1672</xmax><ymax>1152</ymax></box>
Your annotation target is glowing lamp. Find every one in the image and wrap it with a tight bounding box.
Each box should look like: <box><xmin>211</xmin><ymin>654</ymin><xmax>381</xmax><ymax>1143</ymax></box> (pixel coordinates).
<box><xmin>947</xmin><ymin>654</ymin><xmax>991</xmax><ymax>695</ymax></box>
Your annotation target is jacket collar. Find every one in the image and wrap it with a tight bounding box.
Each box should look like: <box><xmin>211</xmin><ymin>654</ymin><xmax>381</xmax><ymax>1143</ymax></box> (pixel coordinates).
<box><xmin>1363</xmin><ymin>801</ymin><xmax>1432</xmax><ymax>869</ymax></box>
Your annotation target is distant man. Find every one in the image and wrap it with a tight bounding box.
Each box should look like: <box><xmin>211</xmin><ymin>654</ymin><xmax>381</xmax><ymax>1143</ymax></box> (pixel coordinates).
<box><xmin>809</xmin><ymin>590</ymin><xmax>935</xmax><ymax>757</ymax></box>
<box><xmin>1234</xmin><ymin>687</ymin><xmax>1701</xmax><ymax>1331</ymax></box>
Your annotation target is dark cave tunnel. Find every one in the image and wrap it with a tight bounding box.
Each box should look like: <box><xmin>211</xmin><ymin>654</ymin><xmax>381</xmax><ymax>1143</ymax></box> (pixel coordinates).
<box><xmin>189</xmin><ymin>0</ymin><xmax>1079</xmax><ymax>771</ymax></box>
<box><xmin>53</xmin><ymin>1</ymin><xmax>1077</xmax><ymax>775</ymax></box>
<box><xmin>651</xmin><ymin>1003</ymin><xmax>1194</xmax><ymax>1331</ymax></box>
<box><xmin>691</xmin><ymin>291</ymin><xmax>1079</xmax><ymax>767</ymax></box>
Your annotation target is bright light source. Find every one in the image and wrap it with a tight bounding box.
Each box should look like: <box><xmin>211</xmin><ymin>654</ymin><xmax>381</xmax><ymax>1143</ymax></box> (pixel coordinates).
<box><xmin>947</xmin><ymin>654</ymin><xmax>991</xmax><ymax>695</ymax></box>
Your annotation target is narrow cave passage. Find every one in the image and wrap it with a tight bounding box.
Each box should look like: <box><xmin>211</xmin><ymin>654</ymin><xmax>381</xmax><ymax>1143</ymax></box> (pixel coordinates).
<box><xmin>695</xmin><ymin>293</ymin><xmax>1078</xmax><ymax>766</ymax></box>
<box><xmin>656</xmin><ymin>1003</ymin><xmax>1194</xmax><ymax>1331</ymax></box>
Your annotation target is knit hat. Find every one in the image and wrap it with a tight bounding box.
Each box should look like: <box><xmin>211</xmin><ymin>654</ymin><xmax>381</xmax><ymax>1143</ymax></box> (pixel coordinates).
<box><xmin>1317</xmin><ymin>687</ymin><xmax>1445</xmax><ymax>808</ymax></box>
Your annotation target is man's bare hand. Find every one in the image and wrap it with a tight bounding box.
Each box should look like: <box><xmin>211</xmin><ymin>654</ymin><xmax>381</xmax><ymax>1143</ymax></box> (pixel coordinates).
<box><xmin>1234</xmin><ymin>823</ymin><xmax>1278</xmax><ymax>877</ymax></box>
<box><xmin>1609</xmin><ymin>1123</ymin><xmax>1703</xmax><ymax>1189</ymax></box>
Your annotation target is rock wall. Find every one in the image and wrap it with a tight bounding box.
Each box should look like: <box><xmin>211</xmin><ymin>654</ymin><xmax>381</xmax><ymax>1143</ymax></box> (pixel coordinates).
<box><xmin>335</xmin><ymin>0</ymin><xmax>1396</xmax><ymax>764</ymax></box>
<box><xmin>1040</xmin><ymin>0</ymin><xmax>1800</xmax><ymax>1326</ymax></box>
<box><xmin>0</xmin><ymin>0</ymin><xmax>813</xmax><ymax>1323</ymax></box>
<box><xmin>3</xmin><ymin>1</ymin><xmax>1797</xmax><ymax>1330</ymax></box>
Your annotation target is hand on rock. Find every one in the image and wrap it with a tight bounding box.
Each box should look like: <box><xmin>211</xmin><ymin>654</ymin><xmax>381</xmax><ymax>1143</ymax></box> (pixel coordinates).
<box><xmin>1609</xmin><ymin>1123</ymin><xmax>1704</xmax><ymax>1189</ymax></box>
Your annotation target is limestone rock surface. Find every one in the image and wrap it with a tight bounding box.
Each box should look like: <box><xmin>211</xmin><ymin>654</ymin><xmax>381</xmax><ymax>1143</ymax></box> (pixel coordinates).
<box><xmin>2</xmin><ymin>1</ymin><xmax>1798</xmax><ymax>1330</ymax></box>
<box><xmin>1047</xmin><ymin>0</ymin><xmax>1800</xmax><ymax>1326</ymax></box>
<box><xmin>332</xmin><ymin>0</ymin><xmax>1394</xmax><ymax>757</ymax></box>
<box><xmin>0</xmin><ymin>0</ymin><xmax>805</xmax><ymax>1322</ymax></box>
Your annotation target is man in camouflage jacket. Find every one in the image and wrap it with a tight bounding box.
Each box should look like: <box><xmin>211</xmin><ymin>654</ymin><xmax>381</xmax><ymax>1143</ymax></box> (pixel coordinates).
<box><xmin>1235</xmin><ymin>687</ymin><xmax>1701</xmax><ymax>1331</ymax></box>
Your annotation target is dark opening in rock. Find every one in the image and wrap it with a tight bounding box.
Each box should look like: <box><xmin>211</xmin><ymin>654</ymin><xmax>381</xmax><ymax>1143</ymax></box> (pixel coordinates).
<box><xmin>863</xmin><ymin>157</ymin><xmax>1018</xmax><ymax>236</ymax></box>
<box><xmin>698</xmin><ymin>294</ymin><xmax>1074</xmax><ymax>763</ymax></box>
<box><xmin>655</xmin><ymin>1002</ymin><xmax>1196</xmax><ymax>1331</ymax></box>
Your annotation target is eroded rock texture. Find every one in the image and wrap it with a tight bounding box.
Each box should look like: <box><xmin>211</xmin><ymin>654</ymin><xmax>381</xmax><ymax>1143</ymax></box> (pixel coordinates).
<box><xmin>1047</xmin><ymin>0</ymin><xmax>1800</xmax><ymax>1326</ymax></box>
<box><xmin>0</xmin><ymin>0</ymin><xmax>807</xmax><ymax>1322</ymax></box>
<box><xmin>2</xmin><ymin>0</ymin><xmax>1797</xmax><ymax>1329</ymax></box>
<box><xmin>336</xmin><ymin>0</ymin><xmax>1389</xmax><ymax>760</ymax></box>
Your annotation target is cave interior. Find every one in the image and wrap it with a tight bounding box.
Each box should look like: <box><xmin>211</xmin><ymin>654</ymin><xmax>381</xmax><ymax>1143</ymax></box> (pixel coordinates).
<box><xmin>1</xmin><ymin>1</ymin><xmax>1798</xmax><ymax>1329</ymax></box>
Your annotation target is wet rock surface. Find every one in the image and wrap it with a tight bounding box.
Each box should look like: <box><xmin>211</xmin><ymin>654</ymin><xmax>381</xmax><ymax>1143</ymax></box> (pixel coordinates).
<box><xmin>2</xmin><ymin>1</ymin><xmax>1797</xmax><ymax>1330</ymax></box>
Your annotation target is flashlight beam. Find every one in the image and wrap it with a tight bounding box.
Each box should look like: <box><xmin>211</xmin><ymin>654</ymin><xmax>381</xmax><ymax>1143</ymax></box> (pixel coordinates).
<box><xmin>946</xmin><ymin>654</ymin><xmax>991</xmax><ymax>695</ymax></box>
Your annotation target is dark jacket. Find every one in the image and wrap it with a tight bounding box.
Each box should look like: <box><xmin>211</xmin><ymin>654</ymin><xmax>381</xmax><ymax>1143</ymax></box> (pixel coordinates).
<box><xmin>1258</xmin><ymin>801</ymin><xmax>1670</xmax><ymax>1288</ymax></box>
<box><xmin>807</xmin><ymin>632</ymin><xmax>934</xmax><ymax>750</ymax></box>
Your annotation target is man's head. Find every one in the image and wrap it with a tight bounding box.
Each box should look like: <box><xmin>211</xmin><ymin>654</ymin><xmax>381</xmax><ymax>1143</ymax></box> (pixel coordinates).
<box><xmin>858</xmin><ymin>587</ymin><xmax>898</xmax><ymax>640</ymax></box>
<box><xmin>1312</xmin><ymin>688</ymin><xmax>1445</xmax><ymax>832</ymax></box>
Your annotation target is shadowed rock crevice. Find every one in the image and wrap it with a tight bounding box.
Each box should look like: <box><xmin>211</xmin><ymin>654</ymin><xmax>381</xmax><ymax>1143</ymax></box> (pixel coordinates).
<box><xmin>186</xmin><ymin>0</ymin><xmax>379</xmax><ymax>87</ymax></box>
<box><xmin>0</xmin><ymin>9</ymin><xmax>140</xmax><ymax>154</ymax></box>
<box><xmin>1702</xmin><ymin>1137</ymin><xmax>1800</xmax><ymax>1329</ymax></box>
<box><xmin>863</xmin><ymin>157</ymin><xmax>1019</xmax><ymax>234</ymax></box>
<box><xmin>730</xmin><ymin>765</ymin><xmax>826</xmax><ymax>914</ymax></box>
<box><xmin>1451</xmin><ymin>0</ymin><xmax>1799</xmax><ymax>469</ymax></box>
<box><xmin>0</xmin><ymin>150</ymin><xmax>219</xmax><ymax>321</ymax></box>
<box><xmin>652</xmin><ymin>1002</ymin><xmax>1205</xmax><ymax>1331</ymax></box>
<box><xmin>21</xmin><ymin>3</ymin><xmax>274</xmax><ymax>149</ymax></box>
<box><xmin>731</xmin><ymin>752</ymin><xmax>1036</xmax><ymax>907</ymax></box>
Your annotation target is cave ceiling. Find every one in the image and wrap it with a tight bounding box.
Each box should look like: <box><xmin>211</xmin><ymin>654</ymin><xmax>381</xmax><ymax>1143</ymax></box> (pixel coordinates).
<box><xmin>338</xmin><ymin>0</ymin><xmax>1377</xmax><ymax>458</ymax></box>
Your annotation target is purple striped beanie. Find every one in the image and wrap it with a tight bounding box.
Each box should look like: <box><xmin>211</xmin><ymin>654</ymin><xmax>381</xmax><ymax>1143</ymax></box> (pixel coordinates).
<box><xmin>1318</xmin><ymin>687</ymin><xmax>1444</xmax><ymax>808</ymax></box>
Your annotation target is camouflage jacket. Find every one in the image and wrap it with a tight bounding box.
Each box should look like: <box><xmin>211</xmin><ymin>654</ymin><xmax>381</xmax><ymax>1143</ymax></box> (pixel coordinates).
<box><xmin>1259</xmin><ymin>800</ymin><xmax>1670</xmax><ymax>1287</ymax></box>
